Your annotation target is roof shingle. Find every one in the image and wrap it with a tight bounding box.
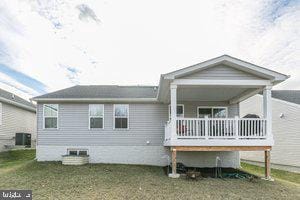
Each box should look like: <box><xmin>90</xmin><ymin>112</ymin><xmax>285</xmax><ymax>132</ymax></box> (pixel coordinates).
<box><xmin>0</xmin><ymin>88</ymin><xmax>36</xmax><ymax>109</ymax></box>
<box><xmin>271</xmin><ymin>90</ymin><xmax>300</xmax><ymax>105</ymax></box>
<box><xmin>34</xmin><ymin>85</ymin><xmax>158</xmax><ymax>99</ymax></box>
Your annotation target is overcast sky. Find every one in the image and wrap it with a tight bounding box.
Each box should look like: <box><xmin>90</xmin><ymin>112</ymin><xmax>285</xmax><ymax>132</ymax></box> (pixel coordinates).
<box><xmin>0</xmin><ymin>0</ymin><xmax>299</xmax><ymax>100</ymax></box>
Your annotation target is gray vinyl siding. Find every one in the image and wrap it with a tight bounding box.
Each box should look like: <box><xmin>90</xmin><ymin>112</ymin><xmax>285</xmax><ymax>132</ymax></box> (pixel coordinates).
<box><xmin>37</xmin><ymin>103</ymin><xmax>169</xmax><ymax>146</ymax></box>
<box><xmin>181</xmin><ymin>64</ymin><xmax>265</xmax><ymax>80</ymax></box>
<box><xmin>0</xmin><ymin>102</ymin><xmax>36</xmax><ymax>151</ymax></box>
<box><xmin>37</xmin><ymin>101</ymin><xmax>239</xmax><ymax>146</ymax></box>
<box><xmin>240</xmin><ymin>95</ymin><xmax>300</xmax><ymax>168</ymax></box>
<box><xmin>228</xmin><ymin>103</ymin><xmax>239</xmax><ymax>118</ymax></box>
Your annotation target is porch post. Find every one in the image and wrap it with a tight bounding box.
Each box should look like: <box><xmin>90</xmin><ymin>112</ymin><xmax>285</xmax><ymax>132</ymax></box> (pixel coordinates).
<box><xmin>168</xmin><ymin>148</ymin><xmax>179</xmax><ymax>178</ymax></box>
<box><xmin>264</xmin><ymin>150</ymin><xmax>271</xmax><ymax>180</ymax></box>
<box><xmin>170</xmin><ymin>84</ymin><xmax>177</xmax><ymax>140</ymax></box>
<box><xmin>235</xmin><ymin>116</ymin><xmax>239</xmax><ymax>139</ymax></box>
<box><xmin>204</xmin><ymin>116</ymin><xmax>209</xmax><ymax>140</ymax></box>
<box><xmin>263</xmin><ymin>86</ymin><xmax>272</xmax><ymax>180</ymax></box>
<box><xmin>263</xmin><ymin>86</ymin><xmax>272</xmax><ymax>138</ymax></box>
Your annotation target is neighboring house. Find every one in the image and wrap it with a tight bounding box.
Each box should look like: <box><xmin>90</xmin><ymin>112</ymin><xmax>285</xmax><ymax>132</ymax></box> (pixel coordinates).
<box><xmin>0</xmin><ymin>88</ymin><xmax>36</xmax><ymax>151</ymax></box>
<box><xmin>240</xmin><ymin>91</ymin><xmax>300</xmax><ymax>173</ymax></box>
<box><xmin>33</xmin><ymin>55</ymin><xmax>289</xmax><ymax>179</ymax></box>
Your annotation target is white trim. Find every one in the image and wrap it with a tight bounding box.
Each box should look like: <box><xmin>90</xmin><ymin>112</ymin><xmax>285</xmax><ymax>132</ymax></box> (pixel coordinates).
<box><xmin>168</xmin><ymin>104</ymin><xmax>184</xmax><ymax>119</ymax></box>
<box><xmin>164</xmin><ymin>138</ymin><xmax>274</xmax><ymax>147</ymax></box>
<box><xmin>164</xmin><ymin>55</ymin><xmax>227</xmax><ymax>79</ymax></box>
<box><xmin>88</xmin><ymin>104</ymin><xmax>104</xmax><ymax>130</ymax></box>
<box><xmin>263</xmin><ymin>86</ymin><xmax>272</xmax><ymax>138</ymax></box>
<box><xmin>170</xmin><ymin>85</ymin><xmax>177</xmax><ymax>138</ymax></box>
<box><xmin>164</xmin><ymin>55</ymin><xmax>289</xmax><ymax>81</ymax></box>
<box><xmin>113</xmin><ymin>104</ymin><xmax>129</xmax><ymax>130</ymax></box>
<box><xmin>43</xmin><ymin>104</ymin><xmax>59</xmax><ymax>130</ymax></box>
<box><xmin>171</xmin><ymin>79</ymin><xmax>272</xmax><ymax>87</ymax></box>
<box><xmin>197</xmin><ymin>106</ymin><xmax>228</xmax><ymax>118</ymax></box>
<box><xmin>33</xmin><ymin>98</ymin><xmax>157</xmax><ymax>103</ymax></box>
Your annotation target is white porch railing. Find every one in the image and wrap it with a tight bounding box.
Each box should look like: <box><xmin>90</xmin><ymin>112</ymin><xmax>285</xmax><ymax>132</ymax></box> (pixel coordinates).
<box><xmin>165</xmin><ymin>117</ymin><xmax>267</xmax><ymax>141</ymax></box>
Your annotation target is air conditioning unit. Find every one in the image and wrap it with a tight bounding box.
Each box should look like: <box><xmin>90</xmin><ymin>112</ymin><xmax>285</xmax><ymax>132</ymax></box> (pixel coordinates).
<box><xmin>15</xmin><ymin>133</ymin><xmax>31</xmax><ymax>147</ymax></box>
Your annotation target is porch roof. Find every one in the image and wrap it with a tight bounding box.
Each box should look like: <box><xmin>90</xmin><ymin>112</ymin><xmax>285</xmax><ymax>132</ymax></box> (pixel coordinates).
<box><xmin>157</xmin><ymin>55</ymin><xmax>289</xmax><ymax>103</ymax></box>
<box><xmin>161</xmin><ymin>55</ymin><xmax>289</xmax><ymax>81</ymax></box>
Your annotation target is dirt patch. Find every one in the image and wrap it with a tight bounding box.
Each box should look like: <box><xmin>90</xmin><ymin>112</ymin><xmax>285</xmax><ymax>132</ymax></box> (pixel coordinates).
<box><xmin>163</xmin><ymin>163</ymin><xmax>258</xmax><ymax>179</ymax></box>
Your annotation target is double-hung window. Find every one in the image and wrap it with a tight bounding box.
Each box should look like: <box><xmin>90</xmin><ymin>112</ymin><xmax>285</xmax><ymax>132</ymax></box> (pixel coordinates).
<box><xmin>89</xmin><ymin>104</ymin><xmax>104</xmax><ymax>129</ymax></box>
<box><xmin>114</xmin><ymin>104</ymin><xmax>129</xmax><ymax>129</ymax></box>
<box><xmin>43</xmin><ymin>104</ymin><xmax>58</xmax><ymax>129</ymax></box>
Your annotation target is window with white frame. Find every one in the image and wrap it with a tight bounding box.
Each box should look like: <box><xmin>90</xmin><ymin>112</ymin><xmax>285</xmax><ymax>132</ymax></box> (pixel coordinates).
<box><xmin>168</xmin><ymin>104</ymin><xmax>184</xmax><ymax>119</ymax></box>
<box><xmin>68</xmin><ymin>149</ymin><xmax>88</xmax><ymax>156</ymax></box>
<box><xmin>43</xmin><ymin>104</ymin><xmax>58</xmax><ymax>129</ymax></box>
<box><xmin>114</xmin><ymin>104</ymin><xmax>129</xmax><ymax>129</ymax></box>
<box><xmin>89</xmin><ymin>104</ymin><xmax>104</xmax><ymax>129</ymax></box>
<box><xmin>197</xmin><ymin>107</ymin><xmax>227</xmax><ymax>118</ymax></box>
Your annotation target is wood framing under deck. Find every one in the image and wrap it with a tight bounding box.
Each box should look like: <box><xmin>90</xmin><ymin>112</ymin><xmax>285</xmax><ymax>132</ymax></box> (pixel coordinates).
<box><xmin>169</xmin><ymin>146</ymin><xmax>272</xmax><ymax>180</ymax></box>
<box><xmin>171</xmin><ymin>146</ymin><xmax>272</xmax><ymax>152</ymax></box>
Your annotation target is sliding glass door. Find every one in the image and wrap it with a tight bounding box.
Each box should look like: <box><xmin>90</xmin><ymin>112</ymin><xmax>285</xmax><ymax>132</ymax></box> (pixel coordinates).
<box><xmin>198</xmin><ymin>107</ymin><xmax>227</xmax><ymax>118</ymax></box>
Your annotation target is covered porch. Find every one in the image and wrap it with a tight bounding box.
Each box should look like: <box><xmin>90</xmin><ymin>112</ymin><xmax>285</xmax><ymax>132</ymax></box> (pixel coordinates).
<box><xmin>165</xmin><ymin>81</ymin><xmax>273</xmax><ymax>147</ymax></box>
<box><xmin>164</xmin><ymin>80</ymin><xmax>273</xmax><ymax>179</ymax></box>
<box><xmin>157</xmin><ymin>56</ymin><xmax>289</xmax><ymax>179</ymax></box>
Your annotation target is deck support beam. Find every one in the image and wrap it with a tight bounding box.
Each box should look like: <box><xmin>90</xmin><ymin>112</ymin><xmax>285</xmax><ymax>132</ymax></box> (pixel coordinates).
<box><xmin>264</xmin><ymin>150</ymin><xmax>271</xmax><ymax>180</ymax></box>
<box><xmin>172</xmin><ymin>146</ymin><xmax>271</xmax><ymax>151</ymax></box>
<box><xmin>169</xmin><ymin>148</ymin><xmax>180</xmax><ymax>178</ymax></box>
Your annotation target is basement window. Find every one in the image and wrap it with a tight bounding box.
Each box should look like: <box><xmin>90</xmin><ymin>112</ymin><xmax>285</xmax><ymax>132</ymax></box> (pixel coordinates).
<box><xmin>67</xmin><ymin>149</ymin><xmax>88</xmax><ymax>156</ymax></box>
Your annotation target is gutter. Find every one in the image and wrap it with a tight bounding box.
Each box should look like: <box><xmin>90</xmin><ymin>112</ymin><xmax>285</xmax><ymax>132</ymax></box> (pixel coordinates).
<box><xmin>0</xmin><ymin>97</ymin><xmax>36</xmax><ymax>112</ymax></box>
<box><xmin>32</xmin><ymin>97</ymin><xmax>159</xmax><ymax>103</ymax></box>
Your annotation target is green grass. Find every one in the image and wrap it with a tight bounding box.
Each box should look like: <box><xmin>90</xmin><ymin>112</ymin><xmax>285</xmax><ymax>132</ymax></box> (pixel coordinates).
<box><xmin>0</xmin><ymin>150</ymin><xmax>299</xmax><ymax>200</ymax></box>
<box><xmin>0</xmin><ymin>149</ymin><xmax>35</xmax><ymax>168</ymax></box>
<box><xmin>241</xmin><ymin>162</ymin><xmax>300</xmax><ymax>185</ymax></box>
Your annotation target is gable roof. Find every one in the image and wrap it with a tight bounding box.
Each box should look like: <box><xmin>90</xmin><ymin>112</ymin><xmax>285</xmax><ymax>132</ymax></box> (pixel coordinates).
<box><xmin>33</xmin><ymin>55</ymin><xmax>289</xmax><ymax>103</ymax></box>
<box><xmin>0</xmin><ymin>88</ymin><xmax>36</xmax><ymax>112</ymax></box>
<box><xmin>157</xmin><ymin>55</ymin><xmax>289</xmax><ymax>102</ymax></box>
<box><xmin>33</xmin><ymin>85</ymin><xmax>158</xmax><ymax>102</ymax></box>
<box><xmin>162</xmin><ymin>55</ymin><xmax>289</xmax><ymax>83</ymax></box>
<box><xmin>271</xmin><ymin>90</ymin><xmax>300</xmax><ymax>105</ymax></box>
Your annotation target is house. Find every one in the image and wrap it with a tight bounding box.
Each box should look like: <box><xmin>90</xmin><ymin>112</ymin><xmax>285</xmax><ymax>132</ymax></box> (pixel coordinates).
<box><xmin>240</xmin><ymin>90</ymin><xmax>300</xmax><ymax>173</ymax></box>
<box><xmin>0</xmin><ymin>88</ymin><xmax>36</xmax><ymax>151</ymax></box>
<box><xmin>32</xmin><ymin>55</ymin><xmax>289</xmax><ymax>179</ymax></box>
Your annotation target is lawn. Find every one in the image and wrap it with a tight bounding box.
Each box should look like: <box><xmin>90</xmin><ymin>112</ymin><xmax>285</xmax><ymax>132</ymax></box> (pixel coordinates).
<box><xmin>0</xmin><ymin>150</ymin><xmax>299</xmax><ymax>200</ymax></box>
<box><xmin>241</xmin><ymin>162</ymin><xmax>300</xmax><ymax>185</ymax></box>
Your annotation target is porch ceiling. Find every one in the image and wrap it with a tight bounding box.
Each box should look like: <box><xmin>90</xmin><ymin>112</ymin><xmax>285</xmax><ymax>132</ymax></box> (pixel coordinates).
<box><xmin>166</xmin><ymin>86</ymin><xmax>260</xmax><ymax>102</ymax></box>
